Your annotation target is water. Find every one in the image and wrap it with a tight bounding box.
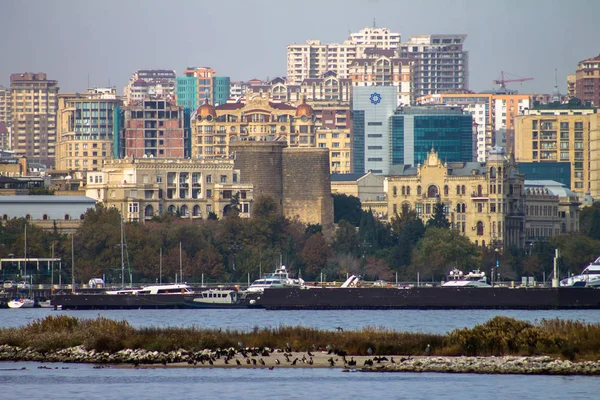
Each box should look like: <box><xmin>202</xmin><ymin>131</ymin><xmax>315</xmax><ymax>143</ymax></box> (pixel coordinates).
<box><xmin>2</xmin><ymin>308</ymin><xmax>600</xmax><ymax>333</ymax></box>
<box><xmin>0</xmin><ymin>361</ymin><xmax>597</xmax><ymax>400</ymax></box>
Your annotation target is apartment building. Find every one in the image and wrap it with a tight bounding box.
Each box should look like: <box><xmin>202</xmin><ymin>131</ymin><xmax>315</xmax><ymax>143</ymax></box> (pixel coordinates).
<box><xmin>573</xmin><ymin>53</ymin><xmax>600</xmax><ymax>106</ymax></box>
<box><xmin>10</xmin><ymin>72</ymin><xmax>59</xmax><ymax>168</ymax></box>
<box><xmin>399</xmin><ymin>35</ymin><xmax>469</xmax><ymax>98</ymax></box>
<box><xmin>55</xmin><ymin>87</ymin><xmax>122</xmax><ymax>172</ymax></box>
<box><xmin>123</xmin><ymin>69</ymin><xmax>176</xmax><ymax>106</ymax></box>
<box><xmin>286</xmin><ymin>27</ymin><xmax>401</xmax><ymax>84</ymax></box>
<box><xmin>175</xmin><ymin>67</ymin><xmax>216</xmax><ymax>111</ymax></box>
<box><xmin>514</xmin><ymin>101</ymin><xmax>598</xmax><ymax>198</ymax></box>
<box><xmin>121</xmin><ymin>99</ymin><xmax>186</xmax><ymax>159</ymax></box>
<box><xmin>0</xmin><ymin>85</ymin><xmax>11</xmax><ymax>128</ymax></box>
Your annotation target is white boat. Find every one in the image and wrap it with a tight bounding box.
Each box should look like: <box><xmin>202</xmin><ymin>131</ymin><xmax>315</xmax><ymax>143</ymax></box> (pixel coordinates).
<box><xmin>442</xmin><ymin>268</ymin><xmax>491</xmax><ymax>288</ymax></box>
<box><xmin>245</xmin><ymin>265</ymin><xmax>304</xmax><ymax>293</ymax></box>
<box><xmin>191</xmin><ymin>289</ymin><xmax>242</xmax><ymax>307</ymax></box>
<box><xmin>560</xmin><ymin>256</ymin><xmax>600</xmax><ymax>288</ymax></box>
<box><xmin>105</xmin><ymin>283</ymin><xmax>193</xmax><ymax>295</ymax></box>
<box><xmin>8</xmin><ymin>298</ymin><xmax>35</xmax><ymax>309</ymax></box>
<box><xmin>38</xmin><ymin>299</ymin><xmax>53</xmax><ymax>308</ymax></box>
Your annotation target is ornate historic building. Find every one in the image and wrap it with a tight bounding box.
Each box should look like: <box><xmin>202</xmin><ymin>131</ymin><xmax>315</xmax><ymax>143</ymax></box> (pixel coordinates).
<box><xmin>85</xmin><ymin>158</ymin><xmax>253</xmax><ymax>222</ymax></box>
<box><xmin>191</xmin><ymin>94</ymin><xmax>316</xmax><ymax>158</ymax></box>
<box><xmin>387</xmin><ymin>148</ymin><xmax>526</xmax><ymax>249</ymax></box>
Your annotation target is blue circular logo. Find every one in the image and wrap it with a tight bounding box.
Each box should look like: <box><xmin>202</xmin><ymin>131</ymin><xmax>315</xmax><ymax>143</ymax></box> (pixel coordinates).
<box><xmin>370</xmin><ymin>92</ymin><xmax>381</xmax><ymax>105</ymax></box>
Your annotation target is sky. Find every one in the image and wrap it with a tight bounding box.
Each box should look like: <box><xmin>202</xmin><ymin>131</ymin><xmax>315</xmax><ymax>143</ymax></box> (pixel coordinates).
<box><xmin>1</xmin><ymin>0</ymin><xmax>599</xmax><ymax>95</ymax></box>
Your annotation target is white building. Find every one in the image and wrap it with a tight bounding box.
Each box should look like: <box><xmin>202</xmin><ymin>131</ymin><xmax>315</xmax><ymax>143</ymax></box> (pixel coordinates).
<box><xmin>123</xmin><ymin>70</ymin><xmax>176</xmax><ymax>105</ymax></box>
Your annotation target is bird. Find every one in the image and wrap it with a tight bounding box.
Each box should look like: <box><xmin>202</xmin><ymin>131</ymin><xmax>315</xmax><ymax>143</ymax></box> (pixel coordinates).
<box><xmin>251</xmin><ymin>358</ymin><xmax>257</xmax><ymax>365</ymax></box>
<box><xmin>326</xmin><ymin>344</ymin><xmax>333</xmax><ymax>354</ymax></box>
<box><xmin>268</xmin><ymin>366</ymin><xmax>274</xmax><ymax>370</ymax></box>
<box><xmin>246</xmin><ymin>358</ymin><xmax>251</xmax><ymax>365</ymax></box>
<box><xmin>347</xmin><ymin>357</ymin><xmax>356</xmax><ymax>366</ymax></box>
<box><xmin>328</xmin><ymin>357</ymin><xmax>335</xmax><ymax>367</ymax></box>
<box><xmin>309</xmin><ymin>357</ymin><xmax>313</xmax><ymax>365</ymax></box>
<box><xmin>236</xmin><ymin>359</ymin><xmax>241</xmax><ymax>366</ymax></box>
<box><xmin>336</xmin><ymin>326</ymin><xmax>344</xmax><ymax>332</ymax></box>
<box><xmin>259</xmin><ymin>358</ymin><xmax>265</xmax><ymax>366</ymax></box>
<box><xmin>390</xmin><ymin>357</ymin><xmax>396</xmax><ymax>364</ymax></box>
<box><xmin>425</xmin><ymin>344</ymin><xmax>431</xmax><ymax>356</ymax></box>
<box><xmin>307</xmin><ymin>351</ymin><xmax>314</xmax><ymax>357</ymax></box>
<box><xmin>275</xmin><ymin>359</ymin><xmax>280</xmax><ymax>365</ymax></box>
<box><xmin>291</xmin><ymin>358</ymin><xmax>298</xmax><ymax>365</ymax></box>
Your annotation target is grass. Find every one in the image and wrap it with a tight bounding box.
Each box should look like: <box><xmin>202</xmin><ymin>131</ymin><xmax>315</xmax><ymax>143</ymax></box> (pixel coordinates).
<box><xmin>0</xmin><ymin>315</ymin><xmax>599</xmax><ymax>360</ymax></box>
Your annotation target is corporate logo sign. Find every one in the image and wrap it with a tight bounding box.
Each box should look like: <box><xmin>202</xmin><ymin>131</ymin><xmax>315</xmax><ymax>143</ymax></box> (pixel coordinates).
<box><xmin>369</xmin><ymin>92</ymin><xmax>381</xmax><ymax>105</ymax></box>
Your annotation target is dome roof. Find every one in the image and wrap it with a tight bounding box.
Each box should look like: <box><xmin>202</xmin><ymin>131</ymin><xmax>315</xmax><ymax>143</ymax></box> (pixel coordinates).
<box><xmin>295</xmin><ymin>98</ymin><xmax>313</xmax><ymax>118</ymax></box>
<box><xmin>197</xmin><ymin>101</ymin><xmax>216</xmax><ymax>119</ymax></box>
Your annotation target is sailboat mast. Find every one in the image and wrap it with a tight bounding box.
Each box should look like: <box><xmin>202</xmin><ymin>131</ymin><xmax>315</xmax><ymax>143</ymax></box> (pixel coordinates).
<box><xmin>71</xmin><ymin>233</ymin><xmax>75</xmax><ymax>293</ymax></box>
<box><xmin>159</xmin><ymin>247</ymin><xmax>162</xmax><ymax>284</ymax></box>
<box><xmin>179</xmin><ymin>242</ymin><xmax>183</xmax><ymax>284</ymax></box>
<box><xmin>24</xmin><ymin>224</ymin><xmax>27</xmax><ymax>280</ymax></box>
<box><xmin>121</xmin><ymin>219</ymin><xmax>125</xmax><ymax>288</ymax></box>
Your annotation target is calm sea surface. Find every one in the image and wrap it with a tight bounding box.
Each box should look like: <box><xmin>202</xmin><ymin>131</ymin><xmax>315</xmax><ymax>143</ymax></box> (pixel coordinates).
<box><xmin>0</xmin><ymin>361</ymin><xmax>598</xmax><ymax>400</ymax></box>
<box><xmin>1</xmin><ymin>308</ymin><xmax>600</xmax><ymax>333</ymax></box>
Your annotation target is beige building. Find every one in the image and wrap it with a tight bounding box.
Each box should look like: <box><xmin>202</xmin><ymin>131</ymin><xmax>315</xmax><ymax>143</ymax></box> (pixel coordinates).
<box><xmin>10</xmin><ymin>73</ymin><xmax>59</xmax><ymax>168</ymax></box>
<box><xmin>85</xmin><ymin>158</ymin><xmax>253</xmax><ymax>222</ymax></box>
<box><xmin>0</xmin><ymin>85</ymin><xmax>11</xmax><ymax>147</ymax></box>
<box><xmin>514</xmin><ymin>103</ymin><xmax>598</xmax><ymax>198</ymax></box>
<box><xmin>387</xmin><ymin>148</ymin><xmax>525</xmax><ymax>249</ymax></box>
<box><xmin>56</xmin><ymin>88</ymin><xmax>122</xmax><ymax>173</ymax></box>
<box><xmin>331</xmin><ymin>171</ymin><xmax>384</xmax><ymax>202</ymax></box>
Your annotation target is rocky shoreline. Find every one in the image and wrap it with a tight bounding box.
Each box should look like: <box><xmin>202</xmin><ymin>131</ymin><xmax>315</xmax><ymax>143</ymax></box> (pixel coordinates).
<box><xmin>1</xmin><ymin>344</ymin><xmax>599</xmax><ymax>375</ymax></box>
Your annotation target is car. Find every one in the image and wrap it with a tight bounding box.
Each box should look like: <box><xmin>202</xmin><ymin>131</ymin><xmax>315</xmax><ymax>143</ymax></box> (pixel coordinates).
<box><xmin>17</xmin><ymin>281</ymin><xmax>31</xmax><ymax>290</ymax></box>
<box><xmin>3</xmin><ymin>280</ymin><xmax>16</xmax><ymax>289</ymax></box>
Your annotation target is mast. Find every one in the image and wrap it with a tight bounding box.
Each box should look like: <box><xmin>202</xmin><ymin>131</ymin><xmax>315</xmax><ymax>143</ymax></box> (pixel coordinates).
<box><xmin>121</xmin><ymin>219</ymin><xmax>125</xmax><ymax>288</ymax></box>
<box><xmin>71</xmin><ymin>233</ymin><xmax>75</xmax><ymax>293</ymax></box>
<box><xmin>179</xmin><ymin>242</ymin><xmax>183</xmax><ymax>283</ymax></box>
<box><xmin>24</xmin><ymin>224</ymin><xmax>27</xmax><ymax>280</ymax></box>
<box><xmin>159</xmin><ymin>247</ymin><xmax>162</xmax><ymax>284</ymax></box>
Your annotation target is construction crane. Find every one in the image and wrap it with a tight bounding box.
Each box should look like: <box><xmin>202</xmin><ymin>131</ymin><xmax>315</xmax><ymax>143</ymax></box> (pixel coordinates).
<box><xmin>493</xmin><ymin>71</ymin><xmax>534</xmax><ymax>89</ymax></box>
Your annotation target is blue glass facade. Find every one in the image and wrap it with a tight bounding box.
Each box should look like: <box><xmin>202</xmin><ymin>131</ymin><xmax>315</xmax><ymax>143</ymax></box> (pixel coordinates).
<box><xmin>517</xmin><ymin>162</ymin><xmax>571</xmax><ymax>187</ymax></box>
<box><xmin>390</xmin><ymin>116</ymin><xmax>404</xmax><ymax>165</ymax></box>
<box><xmin>213</xmin><ymin>76</ymin><xmax>230</xmax><ymax>106</ymax></box>
<box><xmin>411</xmin><ymin>114</ymin><xmax>473</xmax><ymax>165</ymax></box>
<box><xmin>176</xmin><ymin>76</ymin><xmax>197</xmax><ymax>110</ymax></box>
<box><xmin>113</xmin><ymin>106</ymin><xmax>121</xmax><ymax>159</ymax></box>
<box><xmin>352</xmin><ymin>110</ymin><xmax>365</xmax><ymax>174</ymax></box>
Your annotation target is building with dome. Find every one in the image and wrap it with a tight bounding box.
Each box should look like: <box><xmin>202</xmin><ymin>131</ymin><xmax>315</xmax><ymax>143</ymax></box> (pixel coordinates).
<box><xmin>191</xmin><ymin>94</ymin><xmax>316</xmax><ymax>159</ymax></box>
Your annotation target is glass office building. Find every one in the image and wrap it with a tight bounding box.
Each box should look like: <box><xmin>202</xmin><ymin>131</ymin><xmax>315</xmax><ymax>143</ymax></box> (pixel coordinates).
<box><xmin>176</xmin><ymin>76</ymin><xmax>197</xmax><ymax>110</ymax></box>
<box><xmin>213</xmin><ymin>77</ymin><xmax>230</xmax><ymax>106</ymax></box>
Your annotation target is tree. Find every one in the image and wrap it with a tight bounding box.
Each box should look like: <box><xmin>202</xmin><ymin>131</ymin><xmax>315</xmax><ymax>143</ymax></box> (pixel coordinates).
<box><xmin>412</xmin><ymin>228</ymin><xmax>479</xmax><ymax>281</ymax></box>
<box><xmin>300</xmin><ymin>232</ymin><xmax>330</xmax><ymax>278</ymax></box>
<box><xmin>550</xmin><ymin>234</ymin><xmax>600</xmax><ymax>276</ymax></box>
<box><xmin>580</xmin><ymin>203</ymin><xmax>600</xmax><ymax>236</ymax></box>
<box><xmin>364</xmin><ymin>256</ymin><xmax>394</xmax><ymax>281</ymax></box>
<box><xmin>588</xmin><ymin>209</ymin><xmax>600</xmax><ymax>240</ymax></box>
<box><xmin>426</xmin><ymin>202</ymin><xmax>450</xmax><ymax>229</ymax></box>
<box><xmin>305</xmin><ymin>223</ymin><xmax>322</xmax><ymax>237</ymax></box>
<box><xmin>332</xmin><ymin>194</ymin><xmax>362</xmax><ymax>226</ymax></box>
<box><xmin>252</xmin><ymin>195</ymin><xmax>278</xmax><ymax>219</ymax></box>
<box><xmin>332</xmin><ymin>220</ymin><xmax>360</xmax><ymax>256</ymax></box>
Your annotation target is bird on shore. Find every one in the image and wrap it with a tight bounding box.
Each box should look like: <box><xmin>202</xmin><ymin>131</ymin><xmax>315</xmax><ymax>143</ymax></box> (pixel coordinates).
<box><xmin>390</xmin><ymin>357</ymin><xmax>396</xmax><ymax>364</ymax></box>
<box><xmin>309</xmin><ymin>357</ymin><xmax>313</xmax><ymax>365</ymax></box>
<box><xmin>425</xmin><ymin>344</ymin><xmax>431</xmax><ymax>356</ymax></box>
<box><xmin>307</xmin><ymin>351</ymin><xmax>314</xmax><ymax>357</ymax></box>
<box><xmin>251</xmin><ymin>358</ymin><xmax>257</xmax><ymax>366</ymax></box>
<box><xmin>291</xmin><ymin>358</ymin><xmax>298</xmax><ymax>365</ymax></box>
<box><xmin>259</xmin><ymin>358</ymin><xmax>265</xmax><ymax>366</ymax></box>
<box><xmin>347</xmin><ymin>357</ymin><xmax>356</xmax><ymax>366</ymax></box>
<box><xmin>275</xmin><ymin>359</ymin><xmax>280</xmax><ymax>365</ymax></box>
<box><xmin>328</xmin><ymin>357</ymin><xmax>335</xmax><ymax>367</ymax></box>
<box><xmin>268</xmin><ymin>366</ymin><xmax>274</xmax><ymax>370</ymax></box>
<box><xmin>236</xmin><ymin>359</ymin><xmax>241</xmax><ymax>366</ymax></box>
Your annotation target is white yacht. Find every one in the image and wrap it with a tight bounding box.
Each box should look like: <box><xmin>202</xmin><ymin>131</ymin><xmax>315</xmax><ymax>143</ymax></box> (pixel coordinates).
<box><xmin>8</xmin><ymin>298</ymin><xmax>36</xmax><ymax>309</ymax></box>
<box><xmin>191</xmin><ymin>289</ymin><xmax>241</xmax><ymax>307</ymax></box>
<box><xmin>442</xmin><ymin>268</ymin><xmax>491</xmax><ymax>288</ymax></box>
<box><xmin>560</xmin><ymin>256</ymin><xmax>600</xmax><ymax>288</ymax></box>
<box><xmin>105</xmin><ymin>283</ymin><xmax>193</xmax><ymax>295</ymax></box>
<box><xmin>245</xmin><ymin>265</ymin><xmax>304</xmax><ymax>293</ymax></box>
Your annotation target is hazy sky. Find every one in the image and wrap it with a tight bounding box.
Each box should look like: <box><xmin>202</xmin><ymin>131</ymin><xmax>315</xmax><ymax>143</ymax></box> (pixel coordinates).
<box><xmin>2</xmin><ymin>0</ymin><xmax>599</xmax><ymax>94</ymax></box>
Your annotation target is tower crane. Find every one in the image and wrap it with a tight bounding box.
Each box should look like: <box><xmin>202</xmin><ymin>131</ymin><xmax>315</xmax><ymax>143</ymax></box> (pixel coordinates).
<box><xmin>493</xmin><ymin>71</ymin><xmax>534</xmax><ymax>89</ymax></box>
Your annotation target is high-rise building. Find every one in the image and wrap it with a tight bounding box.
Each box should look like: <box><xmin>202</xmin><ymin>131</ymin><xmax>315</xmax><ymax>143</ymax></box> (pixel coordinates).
<box><xmin>123</xmin><ymin>69</ymin><xmax>176</xmax><ymax>106</ymax></box>
<box><xmin>514</xmin><ymin>100</ymin><xmax>598</xmax><ymax>198</ymax></box>
<box><xmin>352</xmin><ymin>87</ymin><xmax>473</xmax><ymax>175</ymax></box>
<box><xmin>55</xmin><ymin>87</ymin><xmax>122</xmax><ymax>172</ymax></box>
<box><xmin>286</xmin><ymin>27</ymin><xmax>401</xmax><ymax>85</ymax></box>
<box><xmin>121</xmin><ymin>99</ymin><xmax>186</xmax><ymax>159</ymax></box>
<box><xmin>573</xmin><ymin>53</ymin><xmax>600</xmax><ymax>106</ymax></box>
<box><xmin>10</xmin><ymin>72</ymin><xmax>59</xmax><ymax>168</ymax></box>
<box><xmin>0</xmin><ymin>85</ymin><xmax>11</xmax><ymax>128</ymax></box>
<box><xmin>212</xmin><ymin>76</ymin><xmax>230</xmax><ymax>106</ymax></box>
<box><xmin>175</xmin><ymin>67</ymin><xmax>216</xmax><ymax>110</ymax></box>
<box><xmin>399</xmin><ymin>35</ymin><xmax>469</xmax><ymax>97</ymax></box>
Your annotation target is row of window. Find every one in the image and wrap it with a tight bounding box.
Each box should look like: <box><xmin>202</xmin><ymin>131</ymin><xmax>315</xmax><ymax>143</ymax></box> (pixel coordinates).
<box><xmin>2</xmin><ymin>214</ymin><xmax>83</xmax><ymax>221</ymax></box>
<box><xmin>392</xmin><ymin>184</ymin><xmax>493</xmax><ymax>197</ymax></box>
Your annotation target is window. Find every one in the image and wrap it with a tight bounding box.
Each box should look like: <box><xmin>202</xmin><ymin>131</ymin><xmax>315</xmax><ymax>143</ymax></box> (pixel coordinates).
<box><xmin>476</xmin><ymin>221</ymin><xmax>484</xmax><ymax>236</ymax></box>
<box><xmin>443</xmin><ymin>185</ymin><xmax>448</xmax><ymax>196</ymax></box>
<box><xmin>206</xmin><ymin>175</ymin><xmax>212</xmax><ymax>183</ymax></box>
<box><xmin>427</xmin><ymin>185</ymin><xmax>438</xmax><ymax>198</ymax></box>
<box><xmin>367</xmin><ymin>122</ymin><xmax>383</xmax><ymax>126</ymax></box>
<box><xmin>220</xmin><ymin>175</ymin><xmax>227</xmax><ymax>183</ymax></box>
<box><xmin>233</xmin><ymin>173</ymin><xmax>238</xmax><ymax>183</ymax></box>
<box><xmin>128</xmin><ymin>203</ymin><xmax>139</xmax><ymax>213</ymax></box>
<box><xmin>206</xmin><ymin>189</ymin><xmax>212</xmax><ymax>198</ymax></box>
<box><xmin>574</xmin><ymin>122</ymin><xmax>584</xmax><ymax>130</ymax></box>
<box><xmin>417</xmin><ymin>186</ymin><xmax>422</xmax><ymax>196</ymax></box>
<box><xmin>415</xmin><ymin>203</ymin><xmax>422</xmax><ymax>216</ymax></box>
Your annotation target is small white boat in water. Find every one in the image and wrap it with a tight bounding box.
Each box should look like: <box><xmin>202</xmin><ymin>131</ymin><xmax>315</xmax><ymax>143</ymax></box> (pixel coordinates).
<box><xmin>191</xmin><ymin>289</ymin><xmax>241</xmax><ymax>307</ymax></box>
<box><xmin>246</xmin><ymin>265</ymin><xmax>304</xmax><ymax>293</ymax></box>
<box><xmin>8</xmin><ymin>298</ymin><xmax>36</xmax><ymax>309</ymax></box>
<box><xmin>560</xmin><ymin>256</ymin><xmax>600</xmax><ymax>288</ymax></box>
<box><xmin>442</xmin><ymin>268</ymin><xmax>491</xmax><ymax>288</ymax></box>
<box><xmin>38</xmin><ymin>299</ymin><xmax>53</xmax><ymax>308</ymax></box>
<box><xmin>105</xmin><ymin>283</ymin><xmax>193</xmax><ymax>295</ymax></box>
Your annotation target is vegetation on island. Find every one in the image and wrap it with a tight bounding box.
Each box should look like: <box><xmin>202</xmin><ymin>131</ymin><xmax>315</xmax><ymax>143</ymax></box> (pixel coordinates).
<box><xmin>0</xmin><ymin>315</ymin><xmax>598</xmax><ymax>361</ymax></box>
<box><xmin>1</xmin><ymin>194</ymin><xmax>600</xmax><ymax>285</ymax></box>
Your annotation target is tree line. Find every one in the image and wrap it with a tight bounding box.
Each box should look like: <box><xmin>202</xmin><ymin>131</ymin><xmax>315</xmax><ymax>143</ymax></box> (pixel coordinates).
<box><xmin>1</xmin><ymin>194</ymin><xmax>600</xmax><ymax>285</ymax></box>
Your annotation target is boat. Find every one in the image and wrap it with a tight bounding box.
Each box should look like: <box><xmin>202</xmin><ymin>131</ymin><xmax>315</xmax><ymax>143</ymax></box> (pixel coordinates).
<box><xmin>187</xmin><ymin>288</ymin><xmax>249</xmax><ymax>308</ymax></box>
<box><xmin>442</xmin><ymin>268</ymin><xmax>491</xmax><ymax>288</ymax></box>
<box><xmin>560</xmin><ymin>256</ymin><xmax>600</xmax><ymax>288</ymax></box>
<box><xmin>8</xmin><ymin>298</ymin><xmax>35</xmax><ymax>309</ymax></box>
<box><xmin>245</xmin><ymin>265</ymin><xmax>305</xmax><ymax>293</ymax></box>
<box><xmin>105</xmin><ymin>283</ymin><xmax>193</xmax><ymax>295</ymax></box>
<box><xmin>38</xmin><ymin>299</ymin><xmax>53</xmax><ymax>308</ymax></box>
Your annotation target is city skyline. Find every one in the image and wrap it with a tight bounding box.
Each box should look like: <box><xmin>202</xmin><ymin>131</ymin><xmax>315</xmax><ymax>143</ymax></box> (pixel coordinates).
<box><xmin>2</xmin><ymin>0</ymin><xmax>599</xmax><ymax>95</ymax></box>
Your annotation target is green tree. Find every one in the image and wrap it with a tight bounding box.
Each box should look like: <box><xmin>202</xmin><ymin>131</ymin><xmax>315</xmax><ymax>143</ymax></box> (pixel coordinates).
<box><xmin>412</xmin><ymin>228</ymin><xmax>479</xmax><ymax>281</ymax></box>
<box><xmin>332</xmin><ymin>220</ymin><xmax>360</xmax><ymax>256</ymax></box>
<box><xmin>550</xmin><ymin>234</ymin><xmax>600</xmax><ymax>276</ymax></box>
<box><xmin>588</xmin><ymin>209</ymin><xmax>600</xmax><ymax>240</ymax></box>
<box><xmin>300</xmin><ymin>232</ymin><xmax>330</xmax><ymax>278</ymax></box>
<box><xmin>426</xmin><ymin>202</ymin><xmax>450</xmax><ymax>229</ymax></box>
<box><xmin>332</xmin><ymin>193</ymin><xmax>362</xmax><ymax>226</ymax></box>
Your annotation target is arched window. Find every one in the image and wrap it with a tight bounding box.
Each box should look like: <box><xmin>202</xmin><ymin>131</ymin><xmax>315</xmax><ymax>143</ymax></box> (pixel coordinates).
<box><xmin>401</xmin><ymin>186</ymin><xmax>406</xmax><ymax>196</ymax></box>
<box><xmin>180</xmin><ymin>205</ymin><xmax>189</xmax><ymax>217</ymax></box>
<box><xmin>401</xmin><ymin>202</ymin><xmax>411</xmax><ymax>213</ymax></box>
<box><xmin>478</xmin><ymin>203</ymin><xmax>483</xmax><ymax>213</ymax></box>
<box><xmin>406</xmin><ymin>186</ymin><xmax>411</xmax><ymax>195</ymax></box>
<box><xmin>476</xmin><ymin>221</ymin><xmax>484</xmax><ymax>236</ymax></box>
<box><xmin>417</xmin><ymin>185</ymin><xmax>422</xmax><ymax>196</ymax></box>
<box><xmin>168</xmin><ymin>205</ymin><xmax>176</xmax><ymax>214</ymax></box>
<box><xmin>444</xmin><ymin>185</ymin><xmax>449</xmax><ymax>196</ymax></box>
<box><xmin>145</xmin><ymin>205</ymin><xmax>154</xmax><ymax>218</ymax></box>
<box><xmin>482</xmin><ymin>240</ymin><xmax>486</xmax><ymax>247</ymax></box>
<box><xmin>456</xmin><ymin>204</ymin><xmax>461</xmax><ymax>213</ymax></box>
<box><xmin>490</xmin><ymin>166</ymin><xmax>496</xmax><ymax>178</ymax></box>
<box><xmin>456</xmin><ymin>185</ymin><xmax>460</xmax><ymax>195</ymax></box>
<box><xmin>393</xmin><ymin>186</ymin><xmax>398</xmax><ymax>196</ymax></box>
<box><xmin>193</xmin><ymin>205</ymin><xmax>202</xmax><ymax>217</ymax></box>
<box><xmin>461</xmin><ymin>185</ymin><xmax>466</xmax><ymax>195</ymax></box>
<box><xmin>427</xmin><ymin>185</ymin><xmax>438</xmax><ymax>198</ymax></box>
<box><xmin>461</xmin><ymin>203</ymin><xmax>466</xmax><ymax>213</ymax></box>
<box><xmin>64</xmin><ymin>214</ymin><xmax>70</xmax><ymax>220</ymax></box>
<box><xmin>42</xmin><ymin>214</ymin><xmax>48</xmax><ymax>220</ymax></box>
<box><xmin>477</xmin><ymin>185</ymin><xmax>483</xmax><ymax>197</ymax></box>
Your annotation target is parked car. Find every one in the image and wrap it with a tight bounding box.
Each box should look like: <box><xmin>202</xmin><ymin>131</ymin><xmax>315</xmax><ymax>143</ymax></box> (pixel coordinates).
<box><xmin>17</xmin><ymin>281</ymin><xmax>31</xmax><ymax>290</ymax></box>
<box><xmin>3</xmin><ymin>280</ymin><xmax>15</xmax><ymax>289</ymax></box>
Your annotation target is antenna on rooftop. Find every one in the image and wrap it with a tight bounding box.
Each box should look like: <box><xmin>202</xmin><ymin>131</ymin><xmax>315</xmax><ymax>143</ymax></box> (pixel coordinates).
<box><xmin>373</xmin><ymin>18</ymin><xmax>377</xmax><ymax>28</ymax></box>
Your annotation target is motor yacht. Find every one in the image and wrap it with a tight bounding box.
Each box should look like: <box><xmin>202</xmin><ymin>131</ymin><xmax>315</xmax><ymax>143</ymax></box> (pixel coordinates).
<box><xmin>560</xmin><ymin>256</ymin><xmax>600</xmax><ymax>288</ymax></box>
<box><xmin>8</xmin><ymin>298</ymin><xmax>36</xmax><ymax>309</ymax></box>
<box><xmin>105</xmin><ymin>283</ymin><xmax>193</xmax><ymax>295</ymax></box>
<box><xmin>442</xmin><ymin>268</ymin><xmax>491</xmax><ymax>288</ymax></box>
<box><xmin>245</xmin><ymin>265</ymin><xmax>304</xmax><ymax>293</ymax></box>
